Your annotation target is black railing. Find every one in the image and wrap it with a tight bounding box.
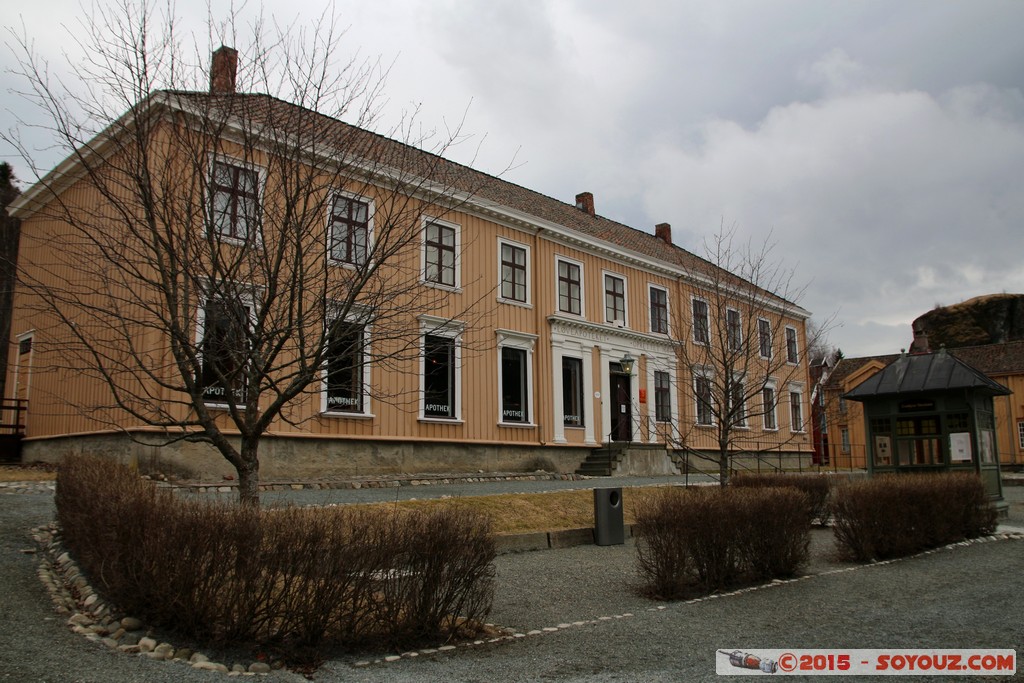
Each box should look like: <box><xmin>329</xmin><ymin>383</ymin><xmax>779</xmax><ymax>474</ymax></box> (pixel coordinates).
<box><xmin>0</xmin><ymin>399</ymin><xmax>27</xmax><ymax>436</ymax></box>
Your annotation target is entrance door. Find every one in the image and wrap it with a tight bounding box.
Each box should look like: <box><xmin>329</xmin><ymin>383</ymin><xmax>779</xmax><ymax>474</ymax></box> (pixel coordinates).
<box><xmin>610</xmin><ymin>367</ymin><xmax>632</xmax><ymax>442</ymax></box>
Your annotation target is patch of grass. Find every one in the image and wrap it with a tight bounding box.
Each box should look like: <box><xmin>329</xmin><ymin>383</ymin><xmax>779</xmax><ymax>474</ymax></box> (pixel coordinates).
<box><xmin>339</xmin><ymin>486</ymin><xmax>672</xmax><ymax>535</ymax></box>
<box><xmin>0</xmin><ymin>466</ymin><xmax>57</xmax><ymax>482</ymax></box>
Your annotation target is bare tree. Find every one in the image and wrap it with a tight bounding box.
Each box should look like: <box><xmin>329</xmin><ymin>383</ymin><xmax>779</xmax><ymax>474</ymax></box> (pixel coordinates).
<box><xmin>3</xmin><ymin>3</ymin><xmax>493</xmax><ymax>505</ymax></box>
<box><xmin>669</xmin><ymin>224</ymin><xmax>827</xmax><ymax>485</ymax></box>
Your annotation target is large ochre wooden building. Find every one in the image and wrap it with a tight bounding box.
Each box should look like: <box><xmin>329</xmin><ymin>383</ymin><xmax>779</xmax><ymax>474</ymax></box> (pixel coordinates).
<box><xmin>5</xmin><ymin>49</ymin><xmax>813</xmax><ymax>480</ymax></box>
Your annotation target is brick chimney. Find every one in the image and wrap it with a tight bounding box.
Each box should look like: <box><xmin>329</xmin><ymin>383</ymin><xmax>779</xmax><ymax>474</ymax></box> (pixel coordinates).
<box><xmin>909</xmin><ymin>323</ymin><xmax>930</xmax><ymax>354</ymax></box>
<box><xmin>655</xmin><ymin>222</ymin><xmax>672</xmax><ymax>245</ymax></box>
<box><xmin>210</xmin><ymin>46</ymin><xmax>238</xmax><ymax>95</ymax></box>
<box><xmin>575</xmin><ymin>192</ymin><xmax>595</xmax><ymax>216</ymax></box>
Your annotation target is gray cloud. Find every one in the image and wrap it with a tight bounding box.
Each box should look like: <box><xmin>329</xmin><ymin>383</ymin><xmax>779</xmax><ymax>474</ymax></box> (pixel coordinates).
<box><xmin>5</xmin><ymin>0</ymin><xmax>1024</xmax><ymax>358</ymax></box>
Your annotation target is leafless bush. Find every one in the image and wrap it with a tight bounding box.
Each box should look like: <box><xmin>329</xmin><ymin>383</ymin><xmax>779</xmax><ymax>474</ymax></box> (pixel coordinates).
<box><xmin>831</xmin><ymin>473</ymin><xmax>997</xmax><ymax>562</ymax></box>
<box><xmin>731</xmin><ymin>472</ymin><xmax>832</xmax><ymax>525</ymax></box>
<box><xmin>633</xmin><ymin>486</ymin><xmax>809</xmax><ymax>599</ymax></box>
<box><xmin>56</xmin><ymin>455</ymin><xmax>496</xmax><ymax>658</ymax></box>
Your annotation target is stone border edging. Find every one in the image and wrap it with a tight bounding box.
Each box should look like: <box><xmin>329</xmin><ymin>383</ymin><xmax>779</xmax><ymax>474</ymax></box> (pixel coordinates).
<box><xmin>31</xmin><ymin>520</ymin><xmax>519</xmax><ymax>677</ymax></box>
<box><xmin>167</xmin><ymin>472</ymin><xmax>585</xmax><ymax>495</ymax></box>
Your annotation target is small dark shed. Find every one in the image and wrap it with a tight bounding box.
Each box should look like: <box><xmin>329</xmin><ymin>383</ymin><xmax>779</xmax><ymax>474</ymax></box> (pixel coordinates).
<box><xmin>843</xmin><ymin>348</ymin><xmax>1008</xmax><ymax>504</ymax></box>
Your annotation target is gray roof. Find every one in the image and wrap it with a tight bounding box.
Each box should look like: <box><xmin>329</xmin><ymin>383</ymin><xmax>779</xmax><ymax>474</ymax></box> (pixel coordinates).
<box><xmin>843</xmin><ymin>348</ymin><xmax>1011</xmax><ymax>400</ymax></box>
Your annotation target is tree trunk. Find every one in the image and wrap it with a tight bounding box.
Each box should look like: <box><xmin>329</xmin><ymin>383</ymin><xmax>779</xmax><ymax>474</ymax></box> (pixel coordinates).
<box><xmin>236</xmin><ymin>440</ymin><xmax>260</xmax><ymax>507</ymax></box>
<box><xmin>718</xmin><ymin>443</ymin><xmax>730</xmax><ymax>487</ymax></box>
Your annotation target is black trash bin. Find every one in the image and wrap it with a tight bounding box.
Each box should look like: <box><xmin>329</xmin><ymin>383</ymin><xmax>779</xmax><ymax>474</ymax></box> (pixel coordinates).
<box><xmin>593</xmin><ymin>487</ymin><xmax>624</xmax><ymax>546</ymax></box>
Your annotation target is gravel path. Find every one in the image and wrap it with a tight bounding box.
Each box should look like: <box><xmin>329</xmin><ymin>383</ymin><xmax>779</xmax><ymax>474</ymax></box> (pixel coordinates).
<box><xmin>2</xmin><ymin>483</ymin><xmax>1021</xmax><ymax>682</ymax></box>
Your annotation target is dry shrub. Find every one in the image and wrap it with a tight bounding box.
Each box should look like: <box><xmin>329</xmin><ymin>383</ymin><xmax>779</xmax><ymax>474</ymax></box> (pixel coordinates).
<box><xmin>831</xmin><ymin>473</ymin><xmax>997</xmax><ymax>562</ymax></box>
<box><xmin>633</xmin><ymin>486</ymin><xmax>809</xmax><ymax>599</ymax></box>
<box><xmin>55</xmin><ymin>455</ymin><xmax>495</xmax><ymax>658</ymax></box>
<box><xmin>731</xmin><ymin>472</ymin><xmax>832</xmax><ymax>525</ymax></box>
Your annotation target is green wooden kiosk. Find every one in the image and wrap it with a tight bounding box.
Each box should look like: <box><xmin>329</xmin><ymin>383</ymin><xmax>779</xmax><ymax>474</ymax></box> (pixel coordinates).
<box><xmin>843</xmin><ymin>348</ymin><xmax>1007</xmax><ymax>512</ymax></box>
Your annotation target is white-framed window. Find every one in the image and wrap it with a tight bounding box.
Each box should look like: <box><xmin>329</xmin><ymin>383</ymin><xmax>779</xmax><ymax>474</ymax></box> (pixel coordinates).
<box><xmin>727</xmin><ymin>308</ymin><xmax>742</xmax><ymax>352</ymax></box>
<box><xmin>1018</xmin><ymin>420</ymin><xmax>1024</xmax><ymax>450</ymax></box>
<box><xmin>762</xmin><ymin>384</ymin><xmax>778</xmax><ymax>431</ymax></box>
<box><xmin>694</xmin><ymin>371</ymin><xmax>714</xmax><ymax>426</ymax></box>
<box><xmin>786</xmin><ymin>326</ymin><xmax>800</xmax><ymax>364</ymax></box>
<box><xmin>729</xmin><ymin>375</ymin><xmax>746</xmax><ymax>427</ymax></box>
<box><xmin>562</xmin><ymin>356</ymin><xmax>585</xmax><ymax>427</ymax></box>
<box><xmin>604</xmin><ymin>272</ymin><xmax>627</xmax><ymax>325</ymax></box>
<box><xmin>321</xmin><ymin>310</ymin><xmax>371</xmax><ymax>416</ymax></box>
<box><xmin>498</xmin><ymin>239</ymin><xmax>530</xmax><ymax>305</ymax></box>
<box><xmin>556</xmin><ymin>257</ymin><xmax>584</xmax><ymax>316</ymax></box>
<box><xmin>654</xmin><ymin>370</ymin><xmax>672</xmax><ymax>423</ymax></box>
<box><xmin>328</xmin><ymin>193</ymin><xmax>372</xmax><ymax>267</ymax></box>
<box><xmin>420</xmin><ymin>316</ymin><xmax>463</xmax><ymax>421</ymax></box>
<box><xmin>197</xmin><ymin>294</ymin><xmax>253</xmax><ymax>407</ymax></box>
<box><xmin>757</xmin><ymin>318</ymin><xmax>772</xmax><ymax>359</ymax></box>
<box><xmin>649</xmin><ymin>285</ymin><xmax>669</xmax><ymax>335</ymax></box>
<box><xmin>841</xmin><ymin>428</ymin><xmax>851</xmax><ymax>454</ymax></box>
<box><xmin>692</xmin><ymin>297</ymin><xmax>710</xmax><ymax>344</ymax></box>
<box><xmin>422</xmin><ymin>218</ymin><xmax>460</xmax><ymax>289</ymax></box>
<box><xmin>209</xmin><ymin>158</ymin><xmax>261</xmax><ymax>243</ymax></box>
<box><xmin>789</xmin><ymin>385</ymin><xmax>805</xmax><ymax>432</ymax></box>
<box><xmin>497</xmin><ymin>330</ymin><xmax>537</xmax><ymax>425</ymax></box>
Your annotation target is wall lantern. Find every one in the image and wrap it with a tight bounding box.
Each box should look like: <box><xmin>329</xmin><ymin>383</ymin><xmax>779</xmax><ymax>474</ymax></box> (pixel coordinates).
<box><xmin>619</xmin><ymin>353</ymin><xmax>635</xmax><ymax>375</ymax></box>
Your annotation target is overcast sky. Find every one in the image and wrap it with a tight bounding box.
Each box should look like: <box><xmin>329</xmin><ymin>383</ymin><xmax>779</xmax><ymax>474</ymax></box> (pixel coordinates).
<box><xmin>4</xmin><ymin>1</ymin><xmax>1024</xmax><ymax>358</ymax></box>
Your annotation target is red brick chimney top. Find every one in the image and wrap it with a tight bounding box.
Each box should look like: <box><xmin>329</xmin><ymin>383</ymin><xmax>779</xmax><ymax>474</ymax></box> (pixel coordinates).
<box><xmin>210</xmin><ymin>46</ymin><xmax>238</xmax><ymax>95</ymax></box>
<box><xmin>575</xmin><ymin>192</ymin><xmax>595</xmax><ymax>216</ymax></box>
<box><xmin>655</xmin><ymin>223</ymin><xmax>672</xmax><ymax>245</ymax></box>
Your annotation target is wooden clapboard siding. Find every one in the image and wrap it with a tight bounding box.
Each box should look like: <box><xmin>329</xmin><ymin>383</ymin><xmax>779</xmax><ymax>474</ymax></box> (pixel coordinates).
<box><xmin>7</xmin><ymin>97</ymin><xmax>814</xmax><ymax>462</ymax></box>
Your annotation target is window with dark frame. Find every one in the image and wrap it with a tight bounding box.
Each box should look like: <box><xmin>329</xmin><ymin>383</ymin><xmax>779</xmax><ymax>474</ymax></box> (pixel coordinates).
<box><xmin>695</xmin><ymin>375</ymin><xmax>713</xmax><ymax>425</ymax></box>
<box><xmin>654</xmin><ymin>370</ymin><xmax>671</xmax><ymax>422</ymax></box>
<box><xmin>727</xmin><ymin>309</ymin><xmax>742</xmax><ymax>351</ymax></box>
<box><xmin>325</xmin><ymin>322</ymin><xmax>364</xmax><ymax>413</ymax></box>
<box><xmin>650</xmin><ymin>287</ymin><xmax>669</xmax><ymax>334</ymax></box>
<box><xmin>558</xmin><ymin>260</ymin><xmax>582</xmax><ymax>315</ymax></box>
<box><xmin>423</xmin><ymin>334</ymin><xmax>456</xmax><ymax>418</ymax></box>
<box><xmin>895</xmin><ymin>416</ymin><xmax>943</xmax><ymax>465</ymax></box>
<box><xmin>729</xmin><ymin>377</ymin><xmax>746</xmax><ymax>426</ymax></box>
<box><xmin>604</xmin><ymin>274</ymin><xmax>625</xmax><ymax>323</ymax></box>
<box><xmin>841</xmin><ymin>428</ymin><xmax>851</xmax><ymax>454</ymax></box>
<box><xmin>758</xmin><ymin>319</ymin><xmax>772</xmax><ymax>358</ymax></box>
<box><xmin>500</xmin><ymin>243</ymin><xmax>527</xmax><ymax>303</ymax></box>
<box><xmin>200</xmin><ymin>298</ymin><xmax>248</xmax><ymax>405</ymax></box>
<box><xmin>786</xmin><ymin>327</ymin><xmax>799</xmax><ymax>364</ymax></box>
<box><xmin>762</xmin><ymin>386</ymin><xmax>777</xmax><ymax>430</ymax></box>
<box><xmin>424</xmin><ymin>222</ymin><xmax>456</xmax><ymax>287</ymax></box>
<box><xmin>692</xmin><ymin>299</ymin><xmax>709</xmax><ymax>344</ymax></box>
<box><xmin>562</xmin><ymin>357</ymin><xmax>584</xmax><ymax>426</ymax></box>
<box><xmin>329</xmin><ymin>196</ymin><xmax>369</xmax><ymax>266</ymax></box>
<box><xmin>210</xmin><ymin>160</ymin><xmax>259</xmax><ymax>241</ymax></box>
<box><xmin>501</xmin><ymin>347</ymin><xmax>529</xmax><ymax>423</ymax></box>
<box><xmin>790</xmin><ymin>391</ymin><xmax>803</xmax><ymax>431</ymax></box>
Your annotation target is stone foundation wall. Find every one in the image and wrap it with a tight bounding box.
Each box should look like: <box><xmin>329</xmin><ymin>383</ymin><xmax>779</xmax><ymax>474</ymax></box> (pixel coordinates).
<box><xmin>20</xmin><ymin>433</ymin><xmax>591</xmax><ymax>480</ymax></box>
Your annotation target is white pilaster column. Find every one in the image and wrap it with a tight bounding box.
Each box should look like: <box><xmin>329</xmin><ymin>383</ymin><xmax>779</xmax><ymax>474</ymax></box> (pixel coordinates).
<box><xmin>582</xmin><ymin>345</ymin><xmax>596</xmax><ymax>445</ymax></box>
<box><xmin>551</xmin><ymin>341</ymin><xmax>566</xmax><ymax>444</ymax></box>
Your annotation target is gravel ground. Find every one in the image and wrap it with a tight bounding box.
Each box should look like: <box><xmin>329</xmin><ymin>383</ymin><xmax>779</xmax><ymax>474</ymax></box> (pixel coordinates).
<box><xmin>1</xmin><ymin>482</ymin><xmax>1021</xmax><ymax>682</ymax></box>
